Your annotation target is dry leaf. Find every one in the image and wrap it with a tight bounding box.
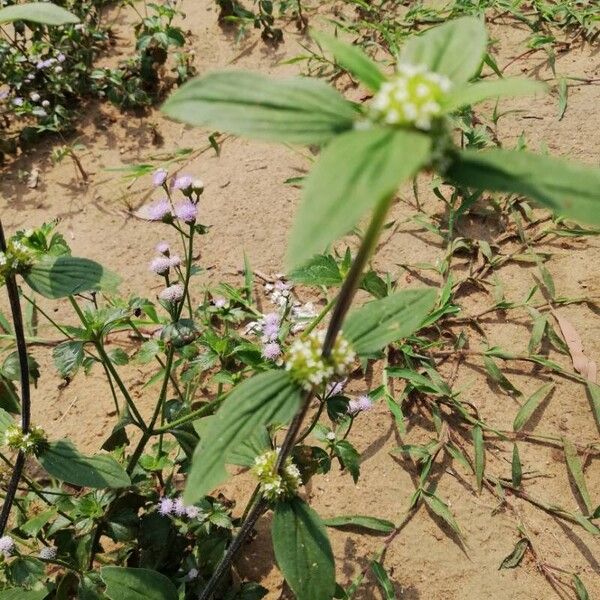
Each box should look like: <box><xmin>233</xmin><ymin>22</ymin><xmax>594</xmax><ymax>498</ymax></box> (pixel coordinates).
<box><xmin>552</xmin><ymin>310</ymin><xmax>597</xmax><ymax>382</ymax></box>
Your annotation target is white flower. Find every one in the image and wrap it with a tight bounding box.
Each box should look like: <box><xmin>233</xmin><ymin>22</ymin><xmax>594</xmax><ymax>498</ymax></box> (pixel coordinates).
<box><xmin>0</xmin><ymin>535</ymin><xmax>14</xmax><ymax>556</ymax></box>
<box><xmin>39</xmin><ymin>546</ymin><xmax>57</xmax><ymax>560</ymax></box>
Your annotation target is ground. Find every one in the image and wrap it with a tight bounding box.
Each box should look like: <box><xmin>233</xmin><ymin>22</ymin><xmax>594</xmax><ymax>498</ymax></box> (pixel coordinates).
<box><xmin>1</xmin><ymin>0</ymin><xmax>599</xmax><ymax>598</ymax></box>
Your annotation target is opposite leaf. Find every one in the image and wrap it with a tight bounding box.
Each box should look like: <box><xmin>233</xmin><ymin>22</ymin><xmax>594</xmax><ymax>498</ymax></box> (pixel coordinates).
<box><xmin>101</xmin><ymin>566</ymin><xmax>177</xmax><ymax>600</ymax></box>
<box><xmin>399</xmin><ymin>16</ymin><xmax>487</xmax><ymax>84</ymax></box>
<box><xmin>272</xmin><ymin>496</ymin><xmax>336</xmax><ymax>600</ymax></box>
<box><xmin>0</xmin><ymin>2</ymin><xmax>79</xmax><ymax>25</ymax></box>
<box><xmin>287</xmin><ymin>128</ymin><xmax>431</xmax><ymax>270</ymax></box>
<box><xmin>184</xmin><ymin>370</ymin><xmax>301</xmax><ymax>504</ymax></box>
<box><xmin>162</xmin><ymin>71</ymin><xmax>356</xmax><ymax>144</ymax></box>
<box><xmin>446</xmin><ymin>149</ymin><xmax>600</xmax><ymax>226</ymax></box>
<box><xmin>343</xmin><ymin>288</ymin><xmax>437</xmax><ymax>355</ymax></box>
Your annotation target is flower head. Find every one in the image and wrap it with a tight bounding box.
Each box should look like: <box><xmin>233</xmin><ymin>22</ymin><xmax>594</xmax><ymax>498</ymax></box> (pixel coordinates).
<box><xmin>192</xmin><ymin>179</ymin><xmax>204</xmax><ymax>194</ymax></box>
<box><xmin>29</xmin><ymin>92</ymin><xmax>40</xmax><ymax>102</ymax></box>
<box><xmin>168</xmin><ymin>255</ymin><xmax>181</xmax><ymax>269</ymax></box>
<box><xmin>0</xmin><ymin>536</ymin><xmax>14</xmax><ymax>556</ymax></box>
<box><xmin>146</xmin><ymin>198</ymin><xmax>171</xmax><ymax>222</ymax></box>
<box><xmin>212</xmin><ymin>296</ymin><xmax>227</xmax><ymax>309</ymax></box>
<box><xmin>186</xmin><ymin>567</ymin><xmax>199</xmax><ymax>581</ymax></box>
<box><xmin>4</xmin><ymin>424</ymin><xmax>47</xmax><ymax>455</ymax></box>
<box><xmin>174</xmin><ymin>200</ymin><xmax>197</xmax><ymax>223</ymax></box>
<box><xmin>41</xmin><ymin>100</ymin><xmax>50</xmax><ymax>108</ymax></box>
<box><xmin>327</xmin><ymin>379</ymin><xmax>347</xmax><ymax>397</ymax></box>
<box><xmin>39</xmin><ymin>546</ymin><xmax>57</xmax><ymax>560</ymax></box>
<box><xmin>152</xmin><ymin>168</ymin><xmax>168</xmax><ymax>187</ymax></box>
<box><xmin>371</xmin><ymin>64</ymin><xmax>452</xmax><ymax>131</ymax></box>
<box><xmin>173</xmin><ymin>175</ymin><xmax>193</xmax><ymax>193</ymax></box>
<box><xmin>159</xmin><ymin>283</ymin><xmax>184</xmax><ymax>303</ymax></box>
<box><xmin>185</xmin><ymin>505</ymin><xmax>200</xmax><ymax>519</ymax></box>
<box><xmin>57</xmin><ymin>53</ymin><xmax>66</xmax><ymax>63</ymax></box>
<box><xmin>252</xmin><ymin>449</ymin><xmax>301</xmax><ymax>502</ymax></box>
<box><xmin>156</xmin><ymin>241</ymin><xmax>169</xmax><ymax>255</ymax></box>
<box><xmin>149</xmin><ymin>256</ymin><xmax>172</xmax><ymax>275</ymax></box>
<box><xmin>348</xmin><ymin>394</ymin><xmax>373</xmax><ymax>415</ymax></box>
<box><xmin>173</xmin><ymin>497</ymin><xmax>186</xmax><ymax>517</ymax></box>
<box><xmin>262</xmin><ymin>342</ymin><xmax>282</xmax><ymax>361</ymax></box>
<box><xmin>157</xmin><ymin>497</ymin><xmax>174</xmax><ymax>516</ymax></box>
<box><xmin>12</xmin><ymin>97</ymin><xmax>23</xmax><ymax>107</ymax></box>
<box><xmin>285</xmin><ymin>330</ymin><xmax>355</xmax><ymax>390</ymax></box>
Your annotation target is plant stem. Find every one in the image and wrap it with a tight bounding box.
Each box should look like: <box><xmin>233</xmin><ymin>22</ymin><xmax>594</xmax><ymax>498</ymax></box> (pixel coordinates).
<box><xmin>0</xmin><ymin>220</ymin><xmax>31</xmax><ymax>536</ymax></box>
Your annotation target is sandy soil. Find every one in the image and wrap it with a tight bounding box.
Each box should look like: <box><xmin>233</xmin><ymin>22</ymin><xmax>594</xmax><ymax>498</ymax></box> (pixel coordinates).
<box><xmin>1</xmin><ymin>1</ymin><xmax>599</xmax><ymax>598</ymax></box>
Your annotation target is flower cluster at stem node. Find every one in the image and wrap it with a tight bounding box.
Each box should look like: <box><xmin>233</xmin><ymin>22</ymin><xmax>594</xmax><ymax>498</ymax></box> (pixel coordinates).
<box><xmin>371</xmin><ymin>64</ymin><xmax>452</xmax><ymax>131</ymax></box>
<box><xmin>285</xmin><ymin>330</ymin><xmax>355</xmax><ymax>390</ymax></box>
<box><xmin>252</xmin><ymin>449</ymin><xmax>301</xmax><ymax>502</ymax></box>
<box><xmin>4</xmin><ymin>424</ymin><xmax>47</xmax><ymax>455</ymax></box>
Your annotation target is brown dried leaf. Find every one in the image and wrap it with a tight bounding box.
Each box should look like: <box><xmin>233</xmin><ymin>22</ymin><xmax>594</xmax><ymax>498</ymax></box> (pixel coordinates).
<box><xmin>552</xmin><ymin>311</ymin><xmax>597</xmax><ymax>382</ymax></box>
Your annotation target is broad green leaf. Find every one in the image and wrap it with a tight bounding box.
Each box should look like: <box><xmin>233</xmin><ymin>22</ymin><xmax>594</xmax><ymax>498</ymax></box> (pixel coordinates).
<box><xmin>272</xmin><ymin>497</ymin><xmax>335</xmax><ymax>600</ymax></box>
<box><xmin>444</xmin><ymin>78</ymin><xmax>546</xmax><ymax>112</ymax></box>
<box><xmin>227</xmin><ymin>426</ymin><xmax>271</xmax><ymax>467</ymax></box>
<box><xmin>24</xmin><ymin>256</ymin><xmax>120</xmax><ymax>299</ymax></box>
<box><xmin>511</xmin><ymin>444</ymin><xmax>522</xmax><ymax>488</ymax></box>
<box><xmin>0</xmin><ymin>2</ymin><xmax>79</xmax><ymax>25</ymax></box>
<box><xmin>334</xmin><ymin>439</ymin><xmax>360</xmax><ymax>483</ymax></box>
<box><xmin>37</xmin><ymin>440</ymin><xmax>130</xmax><ymax>489</ymax></box>
<box><xmin>472</xmin><ymin>425</ymin><xmax>485</xmax><ymax>493</ymax></box>
<box><xmin>499</xmin><ymin>538</ymin><xmax>529</xmax><ymax>569</ymax></box>
<box><xmin>343</xmin><ymin>288</ymin><xmax>437</xmax><ymax>355</ymax></box>
<box><xmin>513</xmin><ymin>383</ymin><xmax>554</xmax><ymax>431</ymax></box>
<box><xmin>0</xmin><ymin>407</ymin><xmax>15</xmax><ymax>435</ymax></box>
<box><xmin>0</xmin><ymin>378</ymin><xmax>20</xmax><ymax>413</ymax></box>
<box><xmin>20</xmin><ymin>508</ymin><xmax>57</xmax><ymax>536</ymax></box>
<box><xmin>572</xmin><ymin>575</ymin><xmax>590</xmax><ymax>600</ymax></box>
<box><xmin>101</xmin><ymin>566</ymin><xmax>177</xmax><ymax>600</ymax></box>
<box><xmin>162</xmin><ymin>71</ymin><xmax>356</xmax><ymax>144</ymax></box>
<box><xmin>287</xmin><ymin>128</ymin><xmax>431</xmax><ymax>269</ymax></box>
<box><xmin>0</xmin><ymin>590</ymin><xmax>49</xmax><ymax>600</ymax></box>
<box><xmin>562</xmin><ymin>437</ymin><xmax>593</xmax><ymax>514</ymax></box>
<box><xmin>446</xmin><ymin>149</ymin><xmax>600</xmax><ymax>226</ymax></box>
<box><xmin>289</xmin><ymin>254</ymin><xmax>343</xmax><ymax>287</ymax></box>
<box><xmin>399</xmin><ymin>16</ymin><xmax>487</xmax><ymax>84</ymax></box>
<box><xmin>422</xmin><ymin>491</ymin><xmax>462</xmax><ymax>537</ymax></box>
<box><xmin>184</xmin><ymin>371</ymin><xmax>301</xmax><ymax>504</ymax></box>
<box><xmin>371</xmin><ymin>562</ymin><xmax>396</xmax><ymax>600</ymax></box>
<box><xmin>312</xmin><ymin>30</ymin><xmax>386</xmax><ymax>92</ymax></box>
<box><xmin>52</xmin><ymin>341</ymin><xmax>84</xmax><ymax>379</ymax></box>
<box><xmin>322</xmin><ymin>515</ymin><xmax>395</xmax><ymax>533</ymax></box>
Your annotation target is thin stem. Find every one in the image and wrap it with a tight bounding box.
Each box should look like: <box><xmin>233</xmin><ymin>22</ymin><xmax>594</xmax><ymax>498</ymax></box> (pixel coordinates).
<box><xmin>176</xmin><ymin>224</ymin><xmax>195</xmax><ymax>321</ymax></box>
<box><xmin>0</xmin><ymin>220</ymin><xmax>31</xmax><ymax>536</ymax></box>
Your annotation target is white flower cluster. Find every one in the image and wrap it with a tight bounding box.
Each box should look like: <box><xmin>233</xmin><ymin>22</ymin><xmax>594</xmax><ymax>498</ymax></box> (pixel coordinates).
<box><xmin>0</xmin><ymin>238</ymin><xmax>36</xmax><ymax>278</ymax></box>
<box><xmin>285</xmin><ymin>330</ymin><xmax>355</xmax><ymax>390</ymax></box>
<box><xmin>252</xmin><ymin>449</ymin><xmax>301</xmax><ymax>502</ymax></box>
<box><xmin>371</xmin><ymin>64</ymin><xmax>452</xmax><ymax>131</ymax></box>
<box><xmin>4</xmin><ymin>424</ymin><xmax>47</xmax><ymax>455</ymax></box>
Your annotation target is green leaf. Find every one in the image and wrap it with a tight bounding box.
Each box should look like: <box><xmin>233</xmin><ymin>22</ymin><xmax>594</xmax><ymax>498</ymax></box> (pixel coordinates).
<box><xmin>0</xmin><ymin>378</ymin><xmax>21</xmax><ymax>413</ymax></box>
<box><xmin>287</xmin><ymin>128</ymin><xmax>431</xmax><ymax>269</ymax></box>
<box><xmin>272</xmin><ymin>497</ymin><xmax>335</xmax><ymax>600</ymax></box>
<box><xmin>0</xmin><ymin>591</ymin><xmax>48</xmax><ymax>600</ymax></box>
<box><xmin>289</xmin><ymin>254</ymin><xmax>343</xmax><ymax>287</ymax></box>
<box><xmin>53</xmin><ymin>341</ymin><xmax>84</xmax><ymax>379</ymax></box>
<box><xmin>422</xmin><ymin>491</ymin><xmax>462</xmax><ymax>537</ymax></box>
<box><xmin>0</xmin><ymin>2</ymin><xmax>79</xmax><ymax>25</ymax></box>
<box><xmin>483</xmin><ymin>355</ymin><xmax>521</xmax><ymax>397</ymax></box>
<box><xmin>472</xmin><ymin>425</ymin><xmax>485</xmax><ymax>493</ymax></box>
<box><xmin>572</xmin><ymin>575</ymin><xmax>590</xmax><ymax>600</ymax></box>
<box><xmin>444</xmin><ymin>78</ymin><xmax>546</xmax><ymax>112</ymax></box>
<box><xmin>511</xmin><ymin>444</ymin><xmax>522</xmax><ymax>488</ymax></box>
<box><xmin>513</xmin><ymin>383</ymin><xmax>554</xmax><ymax>431</ymax></box>
<box><xmin>399</xmin><ymin>16</ymin><xmax>487</xmax><ymax>84</ymax></box>
<box><xmin>20</xmin><ymin>508</ymin><xmax>57</xmax><ymax>536</ymax></box>
<box><xmin>37</xmin><ymin>440</ymin><xmax>130</xmax><ymax>489</ymax></box>
<box><xmin>226</xmin><ymin>426</ymin><xmax>271</xmax><ymax>467</ymax></box>
<box><xmin>24</xmin><ymin>256</ymin><xmax>120</xmax><ymax>299</ymax></box>
<box><xmin>371</xmin><ymin>562</ymin><xmax>396</xmax><ymax>600</ymax></box>
<box><xmin>101</xmin><ymin>566</ymin><xmax>177</xmax><ymax>600</ymax></box>
<box><xmin>499</xmin><ymin>538</ymin><xmax>529</xmax><ymax>569</ymax></box>
<box><xmin>585</xmin><ymin>382</ymin><xmax>600</xmax><ymax>430</ymax></box>
<box><xmin>343</xmin><ymin>288</ymin><xmax>437</xmax><ymax>355</ymax></box>
<box><xmin>184</xmin><ymin>371</ymin><xmax>301</xmax><ymax>504</ymax></box>
<box><xmin>557</xmin><ymin>78</ymin><xmax>568</xmax><ymax>121</ymax></box>
<box><xmin>312</xmin><ymin>30</ymin><xmax>385</xmax><ymax>92</ymax></box>
<box><xmin>162</xmin><ymin>71</ymin><xmax>356</xmax><ymax>144</ymax></box>
<box><xmin>562</xmin><ymin>437</ymin><xmax>593</xmax><ymax>514</ymax></box>
<box><xmin>446</xmin><ymin>149</ymin><xmax>600</xmax><ymax>226</ymax></box>
<box><xmin>333</xmin><ymin>439</ymin><xmax>360</xmax><ymax>483</ymax></box>
<box><xmin>322</xmin><ymin>515</ymin><xmax>395</xmax><ymax>533</ymax></box>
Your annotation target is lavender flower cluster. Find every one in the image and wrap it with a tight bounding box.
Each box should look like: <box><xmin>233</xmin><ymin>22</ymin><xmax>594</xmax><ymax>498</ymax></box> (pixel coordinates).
<box><xmin>157</xmin><ymin>496</ymin><xmax>201</xmax><ymax>519</ymax></box>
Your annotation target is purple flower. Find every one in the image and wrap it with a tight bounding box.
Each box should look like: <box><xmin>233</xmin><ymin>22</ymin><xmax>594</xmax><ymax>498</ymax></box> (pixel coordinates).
<box><xmin>168</xmin><ymin>255</ymin><xmax>181</xmax><ymax>268</ymax></box>
<box><xmin>157</xmin><ymin>497</ymin><xmax>174</xmax><ymax>516</ymax></box>
<box><xmin>173</xmin><ymin>175</ymin><xmax>193</xmax><ymax>192</ymax></box>
<box><xmin>327</xmin><ymin>379</ymin><xmax>347</xmax><ymax>397</ymax></box>
<box><xmin>186</xmin><ymin>567</ymin><xmax>199</xmax><ymax>581</ymax></box>
<box><xmin>263</xmin><ymin>312</ymin><xmax>280</xmax><ymax>327</ymax></box>
<box><xmin>159</xmin><ymin>284</ymin><xmax>184</xmax><ymax>303</ymax></box>
<box><xmin>0</xmin><ymin>91</ymin><xmax>8</xmax><ymax>101</ymax></box>
<box><xmin>173</xmin><ymin>498</ymin><xmax>186</xmax><ymax>517</ymax></box>
<box><xmin>146</xmin><ymin>198</ymin><xmax>171</xmax><ymax>221</ymax></box>
<box><xmin>185</xmin><ymin>505</ymin><xmax>200</xmax><ymax>519</ymax></box>
<box><xmin>262</xmin><ymin>321</ymin><xmax>279</xmax><ymax>342</ymax></box>
<box><xmin>12</xmin><ymin>97</ymin><xmax>24</xmax><ymax>107</ymax></box>
<box><xmin>152</xmin><ymin>168</ymin><xmax>168</xmax><ymax>187</ymax></box>
<box><xmin>155</xmin><ymin>241</ymin><xmax>169</xmax><ymax>255</ymax></box>
<box><xmin>348</xmin><ymin>394</ymin><xmax>373</xmax><ymax>415</ymax></box>
<box><xmin>262</xmin><ymin>342</ymin><xmax>282</xmax><ymax>360</ymax></box>
<box><xmin>57</xmin><ymin>53</ymin><xmax>66</xmax><ymax>63</ymax></box>
<box><xmin>213</xmin><ymin>297</ymin><xmax>227</xmax><ymax>308</ymax></box>
<box><xmin>149</xmin><ymin>256</ymin><xmax>171</xmax><ymax>275</ymax></box>
<box><xmin>39</xmin><ymin>546</ymin><xmax>57</xmax><ymax>560</ymax></box>
<box><xmin>174</xmin><ymin>200</ymin><xmax>197</xmax><ymax>223</ymax></box>
<box><xmin>0</xmin><ymin>535</ymin><xmax>14</xmax><ymax>556</ymax></box>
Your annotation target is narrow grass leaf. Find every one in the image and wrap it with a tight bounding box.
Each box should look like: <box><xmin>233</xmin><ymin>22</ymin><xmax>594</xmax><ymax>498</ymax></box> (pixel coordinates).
<box><xmin>371</xmin><ymin>562</ymin><xmax>397</xmax><ymax>600</ymax></box>
<box><xmin>513</xmin><ymin>383</ymin><xmax>554</xmax><ymax>431</ymax></box>
<box><xmin>272</xmin><ymin>497</ymin><xmax>335</xmax><ymax>600</ymax></box>
<box><xmin>287</xmin><ymin>128</ymin><xmax>431</xmax><ymax>269</ymax></box>
<box><xmin>572</xmin><ymin>575</ymin><xmax>590</xmax><ymax>600</ymax></box>
<box><xmin>511</xmin><ymin>444</ymin><xmax>522</xmax><ymax>488</ymax></box>
<box><xmin>483</xmin><ymin>356</ymin><xmax>521</xmax><ymax>397</ymax></box>
<box><xmin>558</xmin><ymin>78</ymin><xmax>568</xmax><ymax>121</ymax></box>
<box><xmin>312</xmin><ymin>30</ymin><xmax>386</xmax><ymax>92</ymax></box>
<box><xmin>499</xmin><ymin>538</ymin><xmax>529</xmax><ymax>569</ymax></box>
<box><xmin>562</xmin><ymin>437</ymin><xmax>593</xmax><ymax>514</ymax></box>
<box><xmin>423</xmin><ymin>491</ymin><xmax>462</xmax><ymax>537</ymax></box>
<box><xmin>472</xmin><ymin>425</ymin><xmax>485</xmax><ymax>493</ymax></box>
<box><xmin>446</xmin><ymin>148</ymin><xmax>600</xmax><ymax>226</ymax></box>
<box><xmin>586</xmin><ymin>382</ymin><xmax>600</xmax><ymax>430</ymax></box>
<box><xmin>184</xmin><ymin>370</ymin><xmax>301</xmax><ymax>504</ymax></box>
<box><xmin>322</xmin><ymin>515</ymin><xmax>395</xmax><ymax>533</ymax></box>
<box><xmin>162</xmin><ymin>71</ymin><xmax>356</xmax><ymax>144</ymax></box>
